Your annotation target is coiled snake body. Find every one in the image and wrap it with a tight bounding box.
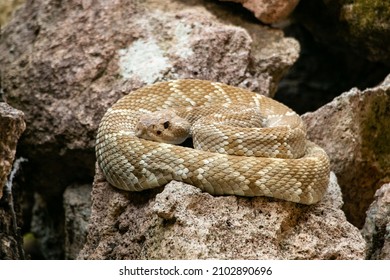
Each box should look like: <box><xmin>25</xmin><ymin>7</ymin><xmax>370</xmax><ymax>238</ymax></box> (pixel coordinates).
<box><xmin>96</xmin><ymin>79</ymin><xmax>330</xmax><ymax>204</ymax></box>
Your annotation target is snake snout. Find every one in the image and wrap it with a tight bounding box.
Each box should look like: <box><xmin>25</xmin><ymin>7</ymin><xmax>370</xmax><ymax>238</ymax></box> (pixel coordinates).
<box><xmin>135</xmin><ymin>109</ymin><xmax>191</xmax><ymax>144</ymax></box>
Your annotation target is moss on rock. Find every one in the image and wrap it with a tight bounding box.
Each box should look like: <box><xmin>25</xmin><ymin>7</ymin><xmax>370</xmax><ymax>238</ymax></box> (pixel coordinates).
<box><xmin>296</xmin><ymin>0</ymin><xmax>390</xmax><ymax>64</ymax></box>
<box><xmin>342</xmin><ymin>0</ymin><xmax>390</xmax><ymax>36</ymax></box>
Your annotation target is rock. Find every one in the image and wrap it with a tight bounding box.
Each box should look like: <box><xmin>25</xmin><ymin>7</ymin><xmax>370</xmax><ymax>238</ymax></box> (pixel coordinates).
<box><xmin>63</xmin><ymin>184</ymin><xmax>92</xmax><ymax>260</ymax></box>
<box><xmin>361</xmin><ymin>183</ymin><xmax>390</xmax><ymax>260</ymax></box>
<box><xmin>29</xmin><ymin>192</ymin><xmax>64</xmax><ymax>259</ymax></box>
<box><xmin>0</xmin><ymin>102</ymin><xmax>26</xmax><ymax>259</ymax></box>
<box><xmin>220</xmin><ymin>0</ymin><xmax>300</xmax><ymax>24</ymax></box>
<box><xmin>0</xmin><ymin>103</ymin><xmax>26</xmax><ymax>199</ymax></box>
<box><xmin>0</xmin><ymin>0</ymin><xmax>299</xmax><ymax>258</ymax></box>
<box><xmin>294</xmin><ymin>0</ymin><xmax>390</xmax><ymax>65</ymax></box>
<box><xmin>302</xmin><ymin>74</ymin><xmax>390</xmax><ymax>228</ymax></box>
<box><xmin>31</xmin><ymin>183</ymin><xmax>92</xmax><ymax>260</ymax></box>
<box><xmin>79</xmin><ymin>167</ymin><xmax>366</xmax><ymax>260</ymax></box>
<box><xmin>275</xmin><ymin>23</ymin><xmax>390</xmax><ymax>114</ymax></box>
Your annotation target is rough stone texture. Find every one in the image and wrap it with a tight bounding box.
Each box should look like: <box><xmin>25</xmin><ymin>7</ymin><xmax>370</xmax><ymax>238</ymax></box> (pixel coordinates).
<box><xmin>63</xmin><ymin>184</ymin><xmax>91</xmax><ymax>260</ymax></box>
<box><xmin>302</xmin><ymin>74</ymin><xmax>390</xmax><ymax>228</ymax></box>
<box><xmin>0</xmin><ymin>102</ymin><xmax>26</xmax><ymax>259</ymax></box>
<box><xmin>0</xmin><ymin>0</ymin><xmax>299</xmax><ymax>258</ymax></box>
<box><xmin>221</xmin><ymin>0</ymin><xmax>300</xmax><ymax>24</ymax></box>
<box><xmin>0</xmin><ymin>102</ymin><xmax>25</xmax><ymax>199</ymax></box>
<box><xmin>361</xmin><ymin>183</ymin><xmax>390</xmax><ymax>260</ymax></box>
<box><xmin>294</xmin><ymin>0</ymin><xmax>390</xmax><ymax>65</ymax></box>
<box><xmin>79</xmin><ymin>167</ymin><xmax>366</xmax><ymax>260</ymax></box>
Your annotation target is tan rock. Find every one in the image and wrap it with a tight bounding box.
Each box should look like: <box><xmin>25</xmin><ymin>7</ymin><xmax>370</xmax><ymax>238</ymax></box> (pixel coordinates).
<box><xmin>0</xmin><ymin>102</ymin><xmax>25</xmax><ymax>199</ymax></box>
<box><xmin>79</xmin><ymin>167</ymin><xmax>366</xmax><ymax>259</ymax></box>
<box><xmin>302</xmin><ymin>74</ymin><xmax>390</xmax><ymax>228</ymax></box>
<box><xmin>0</xmin><ymin>102</ymin><xmax>26</xmax><ymax>259</ymax></box>
<box><xmin>220</xmin><ymin>0</ymin><xmax>300</xmax><ymax>24</ymax></box>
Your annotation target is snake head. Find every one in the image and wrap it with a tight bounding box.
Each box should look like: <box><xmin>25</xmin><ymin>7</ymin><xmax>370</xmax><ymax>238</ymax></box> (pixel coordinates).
<box><xmin>135</xmin><ymin>109</ymin><xmax>191</xmax><ymax>144</ymax></box>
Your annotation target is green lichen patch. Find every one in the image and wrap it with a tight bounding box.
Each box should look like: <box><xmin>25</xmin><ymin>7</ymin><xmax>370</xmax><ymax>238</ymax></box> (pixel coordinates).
<box><xmin>360</xmin><ymin>89</ymin><xmax>390</xmax><ymax>170</ymax></box>
<box><xmin>344</xmin><ymin>0</ymin><xmax>390</xmax><ymax>33</ymax></box>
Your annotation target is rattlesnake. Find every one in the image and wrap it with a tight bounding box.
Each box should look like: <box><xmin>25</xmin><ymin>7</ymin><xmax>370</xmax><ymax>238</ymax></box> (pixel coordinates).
<box><xmin>96</xmin><ymin>79</ymin><xmax>330</xmax><ymax>204</ymax></box>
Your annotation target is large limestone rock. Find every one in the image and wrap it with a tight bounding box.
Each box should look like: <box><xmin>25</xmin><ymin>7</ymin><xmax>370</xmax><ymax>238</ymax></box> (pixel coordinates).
<box><xmin>79</xmin><ymin>168</ymin><xmax>366</xmax><ymax>259</ymax></box>
<box><xmin>302</xmin><ymin>75</ymin><xmax>390</xmax><ymax>228</ymax></box>
<box><xmin>0</xmin><ymin>102</ymin><xmax>26</xmax><ymax>259</ymax></box>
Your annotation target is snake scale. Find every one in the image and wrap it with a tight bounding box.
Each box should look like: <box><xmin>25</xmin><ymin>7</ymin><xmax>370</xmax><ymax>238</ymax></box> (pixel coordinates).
<box><xmin>96</xmin><ymin>79</ymin><xmax>330</xmax><ymax>204</ymax></box>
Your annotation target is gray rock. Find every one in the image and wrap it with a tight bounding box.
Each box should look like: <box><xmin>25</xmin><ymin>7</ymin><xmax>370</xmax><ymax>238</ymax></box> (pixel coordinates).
<box><xmin>79</xmin><ymin>168</ymin><xmax>366</xmax><ymax>259</ymax></box>
<box><xmin>28</xmin><ymin>183</ymin><xmax>91</xmax><ymax>260</ymax></box>
<box><xmin>361</xmin><ymin>183</ymin><xmax>390</xmax><ymax>259</ymax></box>
<box><xmin>63</xmin><ymin>184</ymin><xmax>92</xmax><ymax>260</ymax></box>
<box><xmin>302</xmin><ymin>74</ymin><xmax>390</xmax><ymax>228</ymax></box>
<box><xmin>30</xmin><ymin>192</ymin><xmax>64</xmax><ymax>259</ymax></box>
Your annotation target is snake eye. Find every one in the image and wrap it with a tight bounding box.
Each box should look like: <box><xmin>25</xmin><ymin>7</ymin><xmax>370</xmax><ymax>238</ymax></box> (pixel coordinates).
<box><xmin>156</xmin><ymin>130</ymin><xmax>162</xmax><ymax>135</ymax></box>
<box><xmin>163</xmin><ymin>121</ymin><xmax>170</xmax><ymax>129</ymax></box>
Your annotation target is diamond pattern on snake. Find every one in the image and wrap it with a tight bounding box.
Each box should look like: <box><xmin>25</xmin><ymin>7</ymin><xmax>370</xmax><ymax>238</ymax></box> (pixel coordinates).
<box><xmin>96</xmin><ymin>79</ymin><xmax>330</xmax><ymax>204</ymax></box>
